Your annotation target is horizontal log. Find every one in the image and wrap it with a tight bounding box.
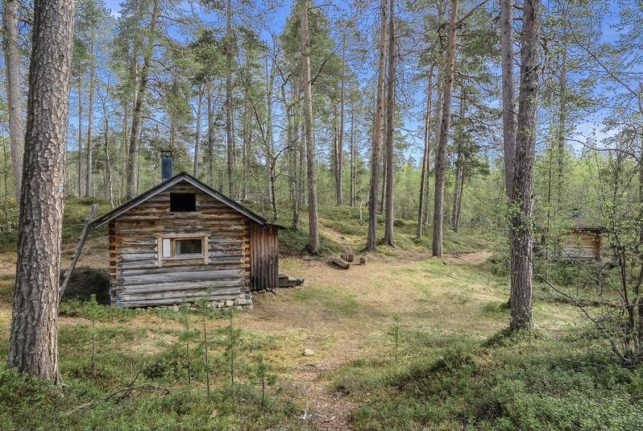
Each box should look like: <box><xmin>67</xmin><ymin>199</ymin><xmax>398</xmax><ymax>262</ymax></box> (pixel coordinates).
<box><xmin>329</xmin><ymin>257</ymin><xmax>350</xmax><ymax>270</ymax></box>
<box><xmin>118</xmin><ymin>269</ymin><xmax>241</xmax><ymax>285</ymax></box>
<box><xmin>121</xmin><ymin>284</ymin><xmax>242</xmax><ymax>297</ymax></box>
<box><xmin>119</xmin><ymin>253</ymin><xmax>158</xmax><ymax>262</ymax></box>
<box><xmin>121</xmin><ymin>280</ymin><xmax>243</xmax><ymax>294</ymax></box>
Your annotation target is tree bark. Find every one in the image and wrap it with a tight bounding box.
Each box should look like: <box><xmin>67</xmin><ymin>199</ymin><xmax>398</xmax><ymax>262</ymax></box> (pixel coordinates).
<box><xmin>432</xmin><ymin>0</ymin><xmax>459</xmax><ymax>257</ymax></box>
<box><xmin>85</xmin><ymin>39</ymin><xmax>96</xmax><ymax>197</ymax></box>
<box><xmin>100</xmin><ymin>85</ymin><xmax>114</xmax><ymax>208</ymax></box>
<box><xmin>367</xmin><ymin>0</ymin><xmax>388</xmax><ymax>252</ymax></box>
<box><xmin>349</xmin><ymin>99</ymin><xmax>356</xmax><ymax>208</ymax></box>
<box><xmin>125</xmin><ymin>0</ymin><xmax>159</xmax><ymax>199</ymax></box>
<box><xmin>206</xmin><ymin>84</ymin><xmax>215</xmax><ymax>188</ymax></box>
<box><xmin>452</xmin><ymin>88</ymin><xmax>466</xmax><ymax>233</ymax></box>
<box><xmin>500</xmin><ymin>0</ymin><xmax>516</xmax><ymax>200</ymax></box>
<box><xmin>225</xmin><ymin>0</ymin><xmax>235</xmax><ymax>197</ymax></box>
<box><xmin>383</xmin><ymin>0</ymin><xmax>396</xmax><ymax>247</ymax></box>
<box><xmin>2</xmin><ymin>0</ymin><xmax>25</xmax><ymax>202</ymax></box>
<box><xmin>285</xmin><ymin>83</ymin><xmax>300</xmax><ymax>229</ymax></box>
<box><xmin>8</xmin><ymin>0</ymin><xmax>75</xmax><ymax>381</ymax></box>
<box><xmin>509</xmin><ymin>0</ymin><xmax>541</xmax><ymax>331</ymax></box>
<box><xmin>77</xmin><ymin>78</ymin><xmax>83</xmax><ymax>196</ymax></box>
<box><xmin>336</xmin><ymin>35</ymin><xmax>346</xmax><ymax>206</ymax></box>
<box><xmin>299</xmin><ymin>0</ymin><xmax>319</xmax><ymax>254</ymax></box>
<box><xmin>556</xmin><ymin>34</ymin><xmax>568</xmax><ymax>210</ymax></box>
<box><xmin>193</xmin><ymin>85</ymin><xmax>203</xmax><ymax>177</ymax></box>
<box><xmin>416</xmin><ymin>66</ymin><xmax>434</xmax><ymax>238</ymax></box>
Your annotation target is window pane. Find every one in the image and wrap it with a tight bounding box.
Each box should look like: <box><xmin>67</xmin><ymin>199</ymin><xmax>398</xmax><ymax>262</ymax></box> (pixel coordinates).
<box><xmin>176</xmin><ymin>239</ymin><xmax>202</xmax><ymax>255</ymax></box>
<box><xmin>162</xmin><ymin>238</ymin><xmax>172</xmax><ymax>257</ymax></box>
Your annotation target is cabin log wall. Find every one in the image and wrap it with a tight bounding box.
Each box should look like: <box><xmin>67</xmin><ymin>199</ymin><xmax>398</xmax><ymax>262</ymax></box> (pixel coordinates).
<box><xmin>561</xmin><ymin>231</ymin><xmax>602</xmax><ymax>260</ymax></box>
<box><xmin>250</xmin><ymin>224</ymin><xmax>279</xmax><ymax>292</ymax></box>
<box><xmin>109</xmin><ymin>183</ymin><xmax>256</xmax><ymax>307</ymax></box>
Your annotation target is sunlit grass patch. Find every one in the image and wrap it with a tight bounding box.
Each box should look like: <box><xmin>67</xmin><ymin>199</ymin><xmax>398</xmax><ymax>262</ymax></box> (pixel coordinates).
<box><xmin>291</xmin><ymin>285</ymin><xmax>360</xmax><ymax>317</ymax></box>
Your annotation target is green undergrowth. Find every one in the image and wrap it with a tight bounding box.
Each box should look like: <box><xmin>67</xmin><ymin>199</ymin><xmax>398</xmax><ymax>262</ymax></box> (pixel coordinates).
<box><xmin>0</xmin><ymin>306</ymin><xmax>303</xmax><ymax>431</ymax></box>
<box><xmin>330</xmin><ymin>327</ymin><xmax>643</xmax><ymax>430</ymax></box>
<box><xmin>278</xmin><ymin>205</ymin><xmax>498</xmax><ymax>257</ymax></box>
<box><xmin>0</xmin><ymin>197</ymin><xmax>111</xmax><ymax>253</ymax></box>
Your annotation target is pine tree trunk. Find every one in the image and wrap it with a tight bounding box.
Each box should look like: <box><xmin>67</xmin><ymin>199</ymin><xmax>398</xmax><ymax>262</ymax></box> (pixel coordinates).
<box><xmin>432</xmin><ymin>0</ymin><xmax>459</xmax><ymax>257</ymax></box>
<box><xmin>556</xmin><ymin>36</ymin><xmax>568</xmax><ymax>210</ymax></box>
<box><xmin>299</xmin><ymin>0</ymin><xmax>319</xmax><ymax>254</ymax></box>
<box><xmin>101</xmin><ymin>87</ymin><xmax>114</xmax><ymax>209</ymax></box>
<box><xmin>242</xmin><ymin>89</ymin><xmax>250</xmax><ymax>200</ymax></box>
<box><xmin>126</xmin><ymin>0</ymin><xmax>159</xmax><ymax>199</ymax></box>
<box><xmin>8</xmin><ymin>0</ymin><xmax>75</xmax><ymax>381</ymax></box>
<box><xmin>349</xmin><ymin>102</ymin><xmax>356</xmax><ymax>208</ymax></box>
<box><xmin>85</xmin><ymin>40</ymin><xmax>96</xmax><ymax>197</ymax></box>
<box><xmin>367</xmin><ymin>0</ymin><xmax>388</xmax><ymax>252</ymax></box>
<box><xmin>417</xmin><ymin>67</ymin><xmax>434</xmax><ymax>238</ymax></box>
<box><xmin>207</xmin><ymin>84</ymin><xmax>215</xmax><ymax>188</ymax></box>
<box><xmin>383</xmin><ymin>0</ymin><xmax>396</xmax><ymax>247</ymax></box>
<box><xmin>509</xmin><ymin>0</ymin><xmax>541</xmax><ymax>331</ymax></box>
<box><xmin>120</xmin><ymin>100</ymin><xmax>129</xmax><ymax>202</ymax></box>
<box><xmin>333</xmin><ymin>104</ymin><xmax>341</xmax><ymax>205</ymax></box>
<box><xmin>2</xmin><ymin>0</ymin><xmax>25</xmax><ymax>202</ymax></box>
<box><xmin>500</xmin><ymin>0</ymin><xmax>516</xmax><ymax>200</ymax></box>
<box><xmin>193</xmin><ymin>85</ymin><xmax>203</xmax><ymax>177</ymax></box>
<box><xmin>285</xmin><ymin>83</ymin><xmax>300</xmax><ymax>229</ymax></box>
<box><xmin>452</xmin><ymin>88</ymin><xmax>466</xmax><ymax>233</ymax></box>
<box><xmin>225</xmin><ymin>0</ymin><xmax>234</xmax><ymax>197</ymax></box>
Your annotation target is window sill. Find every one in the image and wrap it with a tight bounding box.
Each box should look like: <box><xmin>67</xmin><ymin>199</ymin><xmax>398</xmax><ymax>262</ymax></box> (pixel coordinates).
<box><xmin>162</xmin><ymin>254</ymin><xmax>204</xmax><ymax>261</ymax></box>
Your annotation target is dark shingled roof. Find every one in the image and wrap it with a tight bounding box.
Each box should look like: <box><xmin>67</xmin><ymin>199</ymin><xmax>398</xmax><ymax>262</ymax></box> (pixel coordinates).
<box><xmin>91</xmin><ymin>172</ymin><xmax>273</xmax><ymax>228</ymax></box>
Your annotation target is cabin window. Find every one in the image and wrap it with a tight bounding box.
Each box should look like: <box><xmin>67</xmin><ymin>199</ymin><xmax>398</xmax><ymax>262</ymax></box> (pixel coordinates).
<box><xmin>170</xmin><ymin>193</ymin><xmax>196</xmax><ymax>212</ymax></box>
<box><xmin>160</xmin><ymin>237</ymin><xmax>205</xmax><ymax>258</ymax></box>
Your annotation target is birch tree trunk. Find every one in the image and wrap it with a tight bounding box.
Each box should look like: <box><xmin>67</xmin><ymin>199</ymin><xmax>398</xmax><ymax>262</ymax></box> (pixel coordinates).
<box><xmin>500</xmin><ymin>0</ymin><xmax>516</xmax><ymax>199</ymax></box>
<box><xmin>509</xmin><ymin>0</ymin><xmax>541</xmax><ymax>330</ymax></box>
<box><xmin>336</xmin><ymin>35</ymin><xmax>346</xmax><ymax>206</ymax></box>
<box><xmin>299</xmin><ymin>0</ymin><xmax>319</xmax><ymax>254</ymax></box>
<box><xmin>432</xmin><ymin>0</ymin><xmax>459</xmax><ymax>257</ymax></box>
<box><xmin>383</xmin><ymin>0</ymin><xmax>396</xmax><ymax>247</ymax></box>
<box><xmin>8</xmin><ymin>0</ymin><xmax>75</xmax><ymax>381</ymax></box>
<box><xmin>367</xmin><ymin>0</ymin><xmax>388</xmax><ymax>252</ymax></box>
<box><xmin>125</xmin><ymin>0</ymin><xmax>159</xmax><ymax>199</ymax></box>
<box><xmin>2</xmin><ymin>0</ymin><xmax>25</xmax><ymax>202</ymax></box>
<box><xmin>77</xmin><ymin>79</ymin><xmax>83</xmax><ymax>196</ymax></box>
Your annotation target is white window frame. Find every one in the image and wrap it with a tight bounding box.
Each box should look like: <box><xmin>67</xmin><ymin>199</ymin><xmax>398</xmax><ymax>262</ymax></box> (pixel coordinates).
<box><xmin>156</xmin><ymin>233</ymin><xmax>209</xmax><ymax>267</ymax></box>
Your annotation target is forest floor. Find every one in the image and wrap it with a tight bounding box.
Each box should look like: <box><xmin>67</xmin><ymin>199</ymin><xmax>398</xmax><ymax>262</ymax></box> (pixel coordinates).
<box><xmin>0</xmin><ymin>201</ymin><xmax>641</xmax><ymax>430</ymax></box>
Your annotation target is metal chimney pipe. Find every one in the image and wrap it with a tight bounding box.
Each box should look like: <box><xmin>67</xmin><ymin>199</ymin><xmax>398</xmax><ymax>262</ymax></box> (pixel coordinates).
<box><xmin>161</xmin><ymin>150</ymin><xmax>173</xmax><ymax>181</ymax></box>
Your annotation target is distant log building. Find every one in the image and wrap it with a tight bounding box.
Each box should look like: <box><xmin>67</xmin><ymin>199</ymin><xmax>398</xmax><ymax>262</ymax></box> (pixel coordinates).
<box><xmin>92</xmin><ymin>171</ymin><xmax>280</xmax><ymax>308</ymax></box>
<box><xmin>560</xmin><ymin>210</ymin><xmax>604</xmax><ymax>260</ymax></box>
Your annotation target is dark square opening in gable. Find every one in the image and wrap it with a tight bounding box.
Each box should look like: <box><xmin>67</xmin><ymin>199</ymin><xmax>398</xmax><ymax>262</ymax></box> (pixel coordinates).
<box><xmin>170</xmin><ymin>193</ymin><xmax>196</xmax><ymax>212</ymax></box>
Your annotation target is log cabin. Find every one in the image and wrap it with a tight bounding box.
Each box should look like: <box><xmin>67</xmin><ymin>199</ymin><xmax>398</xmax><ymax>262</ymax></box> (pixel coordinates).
<box><xmin>560</xmin><ymin>211</ymin><xmax>604</xmax><ymax>261</ymax></box>
<box><xmin>91</xmin><ymin>169</ymin><xmax>280</xmax><ymax>308</ymax></box>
